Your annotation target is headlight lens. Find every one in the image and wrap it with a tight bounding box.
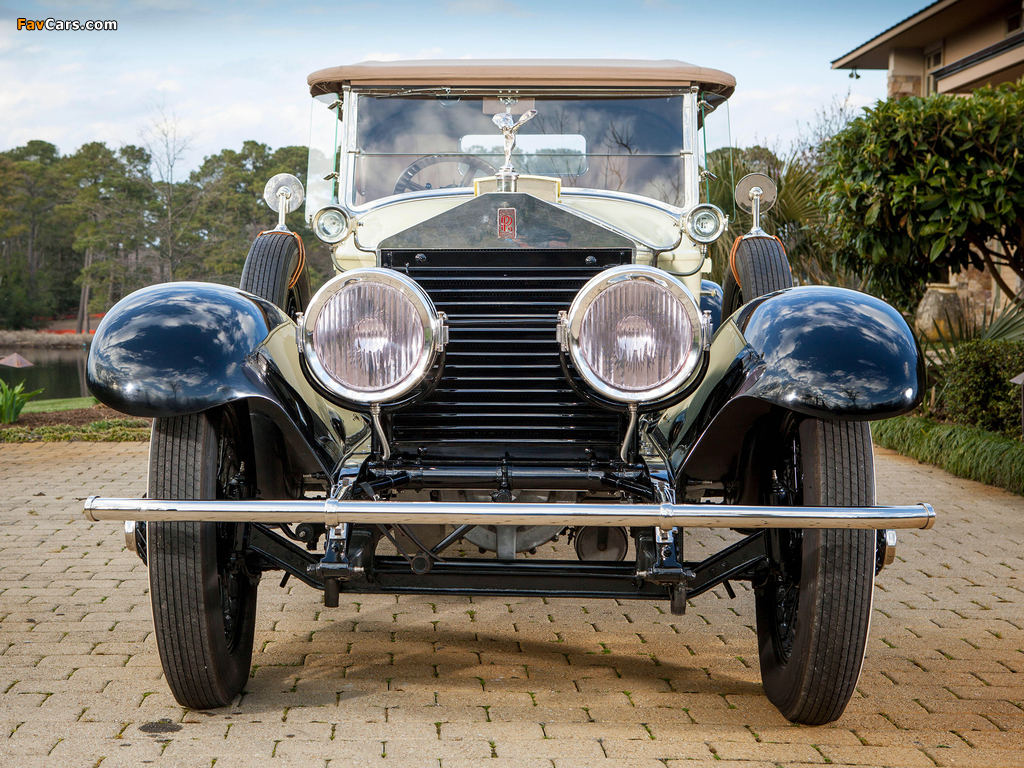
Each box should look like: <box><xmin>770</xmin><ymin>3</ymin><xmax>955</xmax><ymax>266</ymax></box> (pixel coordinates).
<box><xmin>312</xmin><ymin>206</ymin><xmax>350</xmax><ymax>244</ymax></box>
<box><xmin>302</xmin><ymin>269</ymin><xmax>442</xmax><ymax>403</ymax></box>
<box><xmin>564</xmin><ymin>266</ymin><xmax>704</xmax><ymax>403</ymax></box>
<box><xmin>684</xmin><ymin>203</ymin><xmax>726</xmax><ymax>244</ymax></box>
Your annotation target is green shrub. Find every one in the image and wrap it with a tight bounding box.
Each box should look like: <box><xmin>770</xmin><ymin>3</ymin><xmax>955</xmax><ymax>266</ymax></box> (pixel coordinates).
<box><xmin>943</xmin><ymin>340</ymin><xmax>1024</xmax><ymax>437</ymax></box>
<box><xmin>919</xmin><ymin>294</ymin><xmax>1024</xmax><ymax>415</ymax></box>
<box><xmin>873</xmin><ymin>416</ymin><xmax>1024</xmax><ymax>496</ymax></box>
<box><xmin>818</xmin><ymin>81</ymin><xmax>1024</xmax><ymax>312</ymax></box>
<box><xmin>0</xmin><ymin>380</ymin><xmax>44</xmax><ymax>424</ymax></box>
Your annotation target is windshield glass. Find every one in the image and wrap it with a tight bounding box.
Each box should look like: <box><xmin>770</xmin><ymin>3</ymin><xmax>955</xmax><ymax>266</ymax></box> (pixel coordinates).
<box><xmin>306</xmin><ymin>93</ymin><xmax>342</xmax><ymax>223</ymax></box>
<box><xmin>350</xmin><ymin>93</ymin><xmax>685</xmax><ymax>206</ymax></box>
<box><xmin>698</xmin><ymin>92</ymin><xmax>733</xmax><ymax>211</ymax></box>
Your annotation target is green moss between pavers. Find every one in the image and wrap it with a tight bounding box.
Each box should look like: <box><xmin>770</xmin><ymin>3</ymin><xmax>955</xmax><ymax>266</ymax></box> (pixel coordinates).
<box><xmin>21</xmin><ymin>396</ymin><xmax>99</xmax><ymax>413</ymax></box>
<box><xmin>0</xmin><ymin>419</ymin><xmax>150</xmax><ymax>443</ymax></box>
<box><xmin>873</xmin><ymin>415</ymin><xmax>1024</xmax><ymax>496</ymax></box>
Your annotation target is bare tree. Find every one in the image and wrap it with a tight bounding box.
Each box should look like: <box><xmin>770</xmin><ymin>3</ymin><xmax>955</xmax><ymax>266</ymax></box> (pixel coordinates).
<box><xmin>794</xmin><ymin>91</ymin><xmax>858</xmax><ymax>168</ymax></box>
<box><xmin>140</xmin><ymin>107</ymin><xmax>204</xmax><ymax>280</ymax></box>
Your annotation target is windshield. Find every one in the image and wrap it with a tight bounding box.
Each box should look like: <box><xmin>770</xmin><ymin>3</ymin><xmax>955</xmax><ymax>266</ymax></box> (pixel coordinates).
<box><xmin>347</xmin><ymin>93</ymin><xmax>685</xmax><ymax>207</ymax></box>
<box><xmin>306</xmin><ymin>93</ymin><xmax>343</xmax><ymax>220</ymax></box>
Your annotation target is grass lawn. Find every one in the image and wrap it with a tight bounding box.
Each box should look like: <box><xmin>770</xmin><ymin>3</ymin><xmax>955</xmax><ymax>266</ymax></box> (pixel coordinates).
<box><xmin>22</xmin><ymin>396</ymin><xmax>98</xmax><ymax>413</ymax></box>
<box><xmin>873</xmin><ymin>415</ymin><xmax>1024</xmax><ymax>496</ymax></box>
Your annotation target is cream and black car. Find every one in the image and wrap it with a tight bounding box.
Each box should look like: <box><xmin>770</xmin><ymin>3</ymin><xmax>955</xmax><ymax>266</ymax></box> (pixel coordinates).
<box><xmin>86</xmin><ymin>60</ymin><xmax>932</xmax><ymax>725</ymax></box>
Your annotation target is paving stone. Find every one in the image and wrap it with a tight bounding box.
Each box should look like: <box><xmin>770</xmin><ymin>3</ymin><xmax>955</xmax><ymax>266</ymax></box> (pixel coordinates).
<box><xmin>1</xmin><ymin>442</ymin><xmax>1022</xmax><ymax>767</ymax></box>
<box><xmin>923</xmin><ymin>746</ymin><xmax>1024</xmax><ymax>767</ymax></box>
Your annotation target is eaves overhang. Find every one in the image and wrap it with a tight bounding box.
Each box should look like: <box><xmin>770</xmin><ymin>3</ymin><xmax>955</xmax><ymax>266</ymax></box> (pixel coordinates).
<box><xmin>832</xmin><ymin>0</ymin><xmax>1011</xmax><ymax>70</ymax></box>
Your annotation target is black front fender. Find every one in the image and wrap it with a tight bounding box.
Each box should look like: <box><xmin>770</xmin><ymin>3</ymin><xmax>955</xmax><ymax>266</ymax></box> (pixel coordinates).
<box><xmin>667</xmin><ymin>285</ymin><xmax>923</xmax><ymax>484</ymax></box>
<box><xmin>88</xmin><ymin>282</ymin><xmax>346</xmax><ymax>476</ymax></box>
<box><xmin>88</xmin><ymin>281</ymin><xmax>290</xmax><ymax>417</ymax></box>
<box><xmin>734</xmin><ymin>285</ymin><xmax>923</xmax><ymax>419</ymax></box>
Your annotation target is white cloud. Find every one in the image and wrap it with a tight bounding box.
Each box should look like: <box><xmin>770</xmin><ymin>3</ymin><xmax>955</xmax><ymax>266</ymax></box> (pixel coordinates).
<box><xmin>847</xmin><ymin>92</ymin><xmax>875</xmax><ymax>109</ymax></box>
<box><xmin>734</xmin><ymin>84</ymin><xmax>826</xmax><ymax>116</ymax></box>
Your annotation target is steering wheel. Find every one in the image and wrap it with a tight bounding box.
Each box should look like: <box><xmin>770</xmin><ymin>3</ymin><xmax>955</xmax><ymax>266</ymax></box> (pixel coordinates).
<box><xmin>393</xmin><ymin>154</ymin><xmax>497</xmax><ymax>195</ymax></box>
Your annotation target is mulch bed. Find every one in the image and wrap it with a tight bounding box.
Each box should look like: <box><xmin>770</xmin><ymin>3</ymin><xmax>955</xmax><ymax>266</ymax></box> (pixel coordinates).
<box><xmin>0</xmin><ymin>404</ymin><xmax>149</xmax><ymax>430</ymax></box>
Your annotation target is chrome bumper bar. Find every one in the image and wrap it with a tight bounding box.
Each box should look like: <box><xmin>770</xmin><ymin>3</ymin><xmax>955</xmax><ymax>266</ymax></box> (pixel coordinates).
<box><xmin>84</xmin><ymin>497</ymin><xmax>935</xmax><ymax>530</ymax></box>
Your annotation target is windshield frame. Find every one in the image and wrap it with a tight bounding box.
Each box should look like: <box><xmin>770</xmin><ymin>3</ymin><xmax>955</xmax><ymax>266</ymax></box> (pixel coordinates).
<box><xmin>307</xmin><ymin>85</ymin><xmax>703</xmax><ymax>221</ymax></box>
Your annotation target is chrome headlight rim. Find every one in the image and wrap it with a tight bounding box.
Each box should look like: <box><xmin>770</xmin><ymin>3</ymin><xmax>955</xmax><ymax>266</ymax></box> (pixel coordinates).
<box><xmin>312</xmin><ymin>205</ymin><xmax>351</xmax><ymax>244</ymax></box>
<box><xmin>684</xmin><ymin>203</ymin><xmax>727</xmax><ymax>245</ymax></box>
<box><xmin>301</xmin><ymin>268</ymin><xmax>442</xmax><ymax>404</ymax></box>
<box><xmin>563</xmin><ymin>265</ymin><xmax>704</xmax><ymax>404</ymax></box>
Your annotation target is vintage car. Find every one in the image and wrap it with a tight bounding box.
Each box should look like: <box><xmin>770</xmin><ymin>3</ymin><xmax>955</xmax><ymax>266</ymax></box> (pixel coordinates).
<box><xmin>85</xmin><ymin>60</ymin><xmax>933</xmax><ymax>725</ymax></box>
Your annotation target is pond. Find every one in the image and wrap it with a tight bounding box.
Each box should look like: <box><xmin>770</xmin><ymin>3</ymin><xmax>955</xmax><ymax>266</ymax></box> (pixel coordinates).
<box><xmin>0</xmin><ymin>347</ymin><xmax>91</xmax><ymax>400</ymax></box>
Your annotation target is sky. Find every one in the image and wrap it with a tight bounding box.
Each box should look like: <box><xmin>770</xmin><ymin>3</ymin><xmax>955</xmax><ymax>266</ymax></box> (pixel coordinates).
<box><xmin>0</xmin><ymin>0</ymin><xmax>928</xmax><ymax>171</ymax></box>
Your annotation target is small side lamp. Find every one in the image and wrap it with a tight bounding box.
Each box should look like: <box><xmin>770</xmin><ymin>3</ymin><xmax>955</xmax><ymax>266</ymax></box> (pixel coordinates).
<box><xmin>1011</xmin><ymin>371</ymin><xmax>1024</xmax><ymax>438</ymax></box>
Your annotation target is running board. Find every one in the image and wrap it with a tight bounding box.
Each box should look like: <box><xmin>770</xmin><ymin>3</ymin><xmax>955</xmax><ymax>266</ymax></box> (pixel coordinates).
<box><xmin>84</xmin><ymin>497</ymin><xmax>935</xmax><ymax>530</ymax></box>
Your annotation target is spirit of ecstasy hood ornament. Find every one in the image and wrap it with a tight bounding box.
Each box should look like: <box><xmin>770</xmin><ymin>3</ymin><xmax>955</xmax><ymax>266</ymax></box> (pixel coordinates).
<box><xmin>492</xmin><ymin>109</ymin><xmax>538</xmax><ymax>172</ymax></box>
<box><xmin>491</xmin><ymin>108</ymin><xmax>537</xmax><ymax>192</ymax></box>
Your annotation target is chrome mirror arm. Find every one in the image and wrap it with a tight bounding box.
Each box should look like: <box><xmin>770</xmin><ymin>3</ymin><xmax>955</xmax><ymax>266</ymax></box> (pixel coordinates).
<box><xmin>746</xmin><ymin>185</ymin><xmax>768</xmax><ymax>238</ymax></box>
<box><xmin>734</xmin><ymin>173</ymin><xmax>777</xmax><ymax>240</ymax></box>
<box><xmin>275</xmin><ymin>189</ymin><xmax>291</xmax><ymax>231</ymax></box>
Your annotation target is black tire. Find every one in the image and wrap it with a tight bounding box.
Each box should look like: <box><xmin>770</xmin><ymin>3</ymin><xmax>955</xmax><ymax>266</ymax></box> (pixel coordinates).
<box><xmin>148</xmin><ymin>411</ymin><xmax>258</xmax><ymax>709</ymax></box>
<box><xmin>239</xmin><ymin>231</ymin><xmax>308</xmax><ymax>499</ymax></box>
<box><xmin>755</xmin><ymin>419</ymin><xmax>875</xmax><ymax>725</ymax></box>
<box><xmin>722</xmin><ymin>236</ymin><xmax>793</xmax><ymax>318</ymax></box>
<box><xmin>239</xmin><ymin>231</ymin><xmax>310</xmax><ymax>320</ymax></box>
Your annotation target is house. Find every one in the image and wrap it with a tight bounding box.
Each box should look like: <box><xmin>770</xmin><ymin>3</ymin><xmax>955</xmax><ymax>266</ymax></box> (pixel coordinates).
<box><xmin>832</xmin><ymin>0</ymin><xmax>1024</xmax><ymax>98</ymax></box>
<box><xmin>832</xmin><ymin>0</ymin><xmax>1023</xmax><ymax>325</ymax></box>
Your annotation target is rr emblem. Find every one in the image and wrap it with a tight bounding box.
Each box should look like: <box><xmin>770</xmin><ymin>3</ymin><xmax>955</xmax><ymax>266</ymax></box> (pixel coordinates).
<box><xmin>497</xmin><ymin>208</ymin><xmax>516</xmax><ymax>239</ymax></box>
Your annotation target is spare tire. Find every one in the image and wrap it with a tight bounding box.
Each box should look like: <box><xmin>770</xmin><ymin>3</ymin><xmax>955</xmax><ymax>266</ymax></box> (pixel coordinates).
<box><xmin>722</xmin><ymin>236</ymin><xmax>792</xmax><ymax>319</ymax></box>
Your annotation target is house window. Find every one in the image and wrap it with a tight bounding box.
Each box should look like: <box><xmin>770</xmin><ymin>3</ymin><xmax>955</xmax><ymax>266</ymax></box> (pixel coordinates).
<box><xmin>1008</xmin><ymin>11</ymin><xmax>1023</xmax><ymax>34</ymax></box>
<box><xmin>924</xmin><ymin>48</ymin><xmax>943</xmax><ymax>95</ymax></box>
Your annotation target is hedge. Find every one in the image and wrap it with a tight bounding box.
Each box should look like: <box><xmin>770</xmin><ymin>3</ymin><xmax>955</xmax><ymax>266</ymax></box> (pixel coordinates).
<box><xmin>872</xmin><ymin>415</ymin><xmax>1024</xmax><ymax>496</ymax></box>
<box><xmin>944</xmin><ymin>339</ymin><xmax>1024</xmax><ymax>438</ymax></box>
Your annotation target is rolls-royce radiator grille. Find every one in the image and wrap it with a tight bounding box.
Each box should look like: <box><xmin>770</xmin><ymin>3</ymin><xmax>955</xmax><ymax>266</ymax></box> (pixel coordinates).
<box><xmin>382</xmin><ymin>249</ymin><xmax>632</xmax><ymax>456</ymax></box>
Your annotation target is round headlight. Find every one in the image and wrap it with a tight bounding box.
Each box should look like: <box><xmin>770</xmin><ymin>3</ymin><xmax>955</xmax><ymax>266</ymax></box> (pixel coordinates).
<box><xmin>684</xmin><ymin>203</ymin><xmax>726</xmax><ymax>245</ymax></box>
<box><xmin>301</xmin><ymin>269</ymin><xmax>443</xmax><ymax>404</ymax></box>
<box><xmin>312</xmin><ymin>206</ymin><xmax>350</xmax><ymax>244</ymax></box>
<box><xmin>563</xmin><ymin>266</ymin><xmax>704</xmax><ymax>403</ymax></box>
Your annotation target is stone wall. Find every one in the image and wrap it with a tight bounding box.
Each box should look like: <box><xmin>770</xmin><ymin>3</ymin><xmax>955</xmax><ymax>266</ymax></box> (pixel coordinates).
<box><xmin>888</xmin><ymin>74</ymin><xmax>922</xmax><ymax>98</ymax></box>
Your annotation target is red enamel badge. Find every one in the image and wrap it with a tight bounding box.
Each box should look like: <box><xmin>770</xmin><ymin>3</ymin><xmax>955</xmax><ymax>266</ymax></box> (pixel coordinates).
<box><xmin>497</xmin><ymin>208</ymin><xmax>516</xmax><ymax>239</ymax></box>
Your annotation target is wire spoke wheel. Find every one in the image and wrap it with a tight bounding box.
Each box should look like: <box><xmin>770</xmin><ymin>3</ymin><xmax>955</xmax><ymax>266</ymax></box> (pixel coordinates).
<box><xmin>767</xmin><ymin>530</ymin><xmax>802</xmax><ymax>664</ymax></box>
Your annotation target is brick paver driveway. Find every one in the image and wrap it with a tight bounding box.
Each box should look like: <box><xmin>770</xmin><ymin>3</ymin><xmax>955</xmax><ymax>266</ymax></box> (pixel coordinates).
<box><xmin>1</xmin><ymin>442</ymin><xmax>1022</xmax><ymax>768</ymax></box>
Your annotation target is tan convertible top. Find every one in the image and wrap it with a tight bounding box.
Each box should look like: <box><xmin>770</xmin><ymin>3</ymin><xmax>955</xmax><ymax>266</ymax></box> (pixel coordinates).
<box><xmin>308</xmin><ymin>59</ymin><xmax>735</xmax><ymax>97</ymax></box>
